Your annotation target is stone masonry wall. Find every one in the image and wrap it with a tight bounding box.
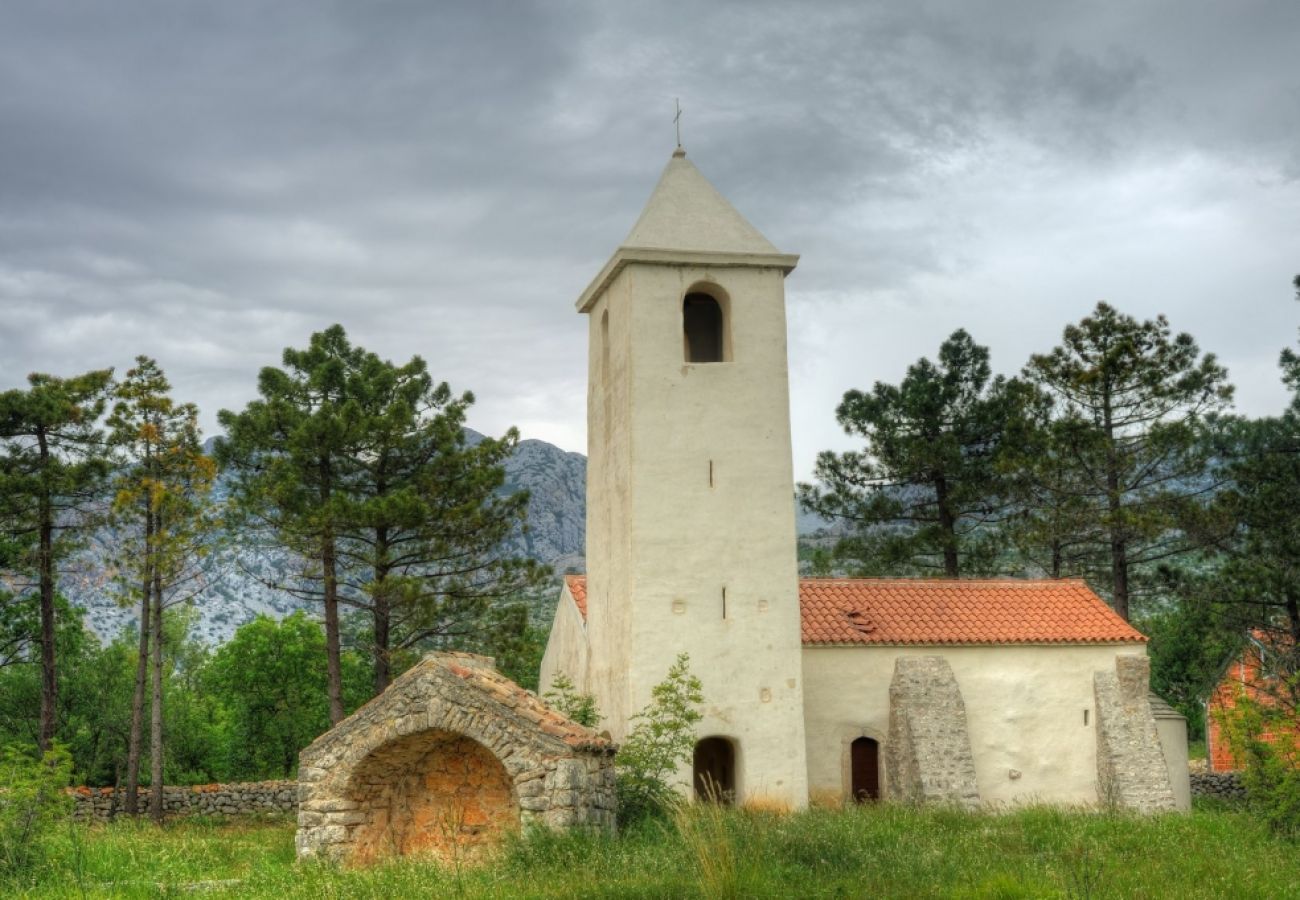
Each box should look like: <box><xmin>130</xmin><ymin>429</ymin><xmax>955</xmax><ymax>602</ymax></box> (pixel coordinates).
<box><xmin>885</xmin><ymin>656</ymin><xmax>981</xmax><ymax>810</ymax></box>
<box><xmin>1190</xmin><ymin>771</ymin><xmax>1247</xmax><ymax>802</ymax></box>
<box><xmin>70</xmin><ymin>781</ymin><xmax>297</xmax><ymax>821</ymax></box>
<box><xmin>1093</xmin><ymin>656</ymin><xmax>1177</xmax><ymax>812</ymax></box>
<box><xmin>297</xmin><ymin>652</ymin><xmax>616</xmax><ymax>864</ymax></box>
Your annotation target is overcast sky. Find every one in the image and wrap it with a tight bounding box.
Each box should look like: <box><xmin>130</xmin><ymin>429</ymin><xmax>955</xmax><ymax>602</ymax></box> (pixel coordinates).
<box><xmin>2</xmin><ymin>1</ymin><xmax>1298</xmax><ymax>480</ymax></box>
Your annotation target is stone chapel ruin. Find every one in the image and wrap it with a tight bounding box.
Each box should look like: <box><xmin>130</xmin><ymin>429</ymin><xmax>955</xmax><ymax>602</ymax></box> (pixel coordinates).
<box><xmin>295</xmin><ymin>652</ymin><xmax>615</xmax><ymax>864</ymax></box>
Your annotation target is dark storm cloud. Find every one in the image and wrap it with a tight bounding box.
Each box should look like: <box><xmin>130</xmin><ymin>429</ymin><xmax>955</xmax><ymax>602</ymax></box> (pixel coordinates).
<box><xmin>1</xmin><ymin>1</ymin><xmax>1298</xmax><ymax>470</ymax></box>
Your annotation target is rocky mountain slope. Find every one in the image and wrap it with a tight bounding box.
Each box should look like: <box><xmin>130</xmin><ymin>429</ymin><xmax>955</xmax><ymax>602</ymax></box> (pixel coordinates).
<box><xmin>70</xmin><ymin>431</ymin><xmax>819</xmax><ymax>645</ymax></box>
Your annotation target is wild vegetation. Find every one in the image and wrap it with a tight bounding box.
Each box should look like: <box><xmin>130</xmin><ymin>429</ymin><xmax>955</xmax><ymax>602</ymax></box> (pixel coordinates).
<box><xmin>2</xmin><ymin>804</ymin><xmax>1298</xmax><ymax>899</ymax></box>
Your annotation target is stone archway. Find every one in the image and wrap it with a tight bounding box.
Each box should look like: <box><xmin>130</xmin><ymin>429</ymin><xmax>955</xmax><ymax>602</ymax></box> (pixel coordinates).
<box><xmin>347</xmin><ymin>731</ymin><xmax>519</xmax><ymax>863</ymax></box>
<box><xmin>296</xmin><ymin>652</ymin><xmax>615</xmax><ymax>864</ymax></box>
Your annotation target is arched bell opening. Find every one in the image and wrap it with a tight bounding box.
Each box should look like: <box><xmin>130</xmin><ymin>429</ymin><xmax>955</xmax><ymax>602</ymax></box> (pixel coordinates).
<box><xmin>682</xmin><ymin>285</ymin><xmax>731</xmax><ymax>363</ymax></box>
<box><xmin>346</xmin><ymin>729</ymin><xmax>518</xmax><ymax>864</ymax></box>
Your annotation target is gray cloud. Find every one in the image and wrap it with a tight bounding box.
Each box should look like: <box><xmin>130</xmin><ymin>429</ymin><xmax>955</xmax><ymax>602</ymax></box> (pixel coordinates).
<box><xmin>1</xmin><ymin>0</ymin><xmax>1298</xmax><ymax>477</ymax></box>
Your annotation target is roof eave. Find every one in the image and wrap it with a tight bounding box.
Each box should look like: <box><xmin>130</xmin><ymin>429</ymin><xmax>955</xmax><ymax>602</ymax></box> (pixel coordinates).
<box><xmin>575</xmin><ymin>246</ymin><xmax>800</xmax><ymax>313</ymax></box>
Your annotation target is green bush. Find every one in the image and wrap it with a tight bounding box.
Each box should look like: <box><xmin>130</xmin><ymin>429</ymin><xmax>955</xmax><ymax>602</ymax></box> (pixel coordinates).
<box><xmin>614</xmin><ymin>653</ymin><xmax>703</xmax><ymax>826</ymax></box>
<box><xmin>1216</xmin><ymin>682</ymin><xmax>1300</xmax><ymax>838</ymax></box>
<box><xmin>542</xmin><ymin>672</ymin><xmax>601</xmax><ymax>728</ymax></box>
<box><xmin>0</xmin><ymin>743</ymin><xmax>74</xmax><ymax>877</ymax></box>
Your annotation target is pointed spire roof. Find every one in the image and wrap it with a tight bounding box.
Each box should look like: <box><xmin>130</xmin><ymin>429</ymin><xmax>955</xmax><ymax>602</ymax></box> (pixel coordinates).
<box><xmin>576</xmin><ymin>149</ymin><xmax>798</xmax><ymax>312</ymax></box>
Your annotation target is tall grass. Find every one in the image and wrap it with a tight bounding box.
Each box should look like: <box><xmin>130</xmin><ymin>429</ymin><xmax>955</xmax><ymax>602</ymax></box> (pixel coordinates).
<box><xmin>5</xmin><ymin>805</ymin><xmax>1298</xmax><ymax>898</ymax></box>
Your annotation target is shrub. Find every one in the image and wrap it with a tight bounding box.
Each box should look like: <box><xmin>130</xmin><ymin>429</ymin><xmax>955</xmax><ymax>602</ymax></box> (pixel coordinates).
<box><xmin>0</xmin><ymin>743</ymin><xmax>74</xmax><ymax>877</ymax></box>
<box><xmin>541</xmin><ymin>673</ymin><xmax>600</xmax><ymax>728</ymax></box>
<box><xmin>1215</xmin><ymin>682</ymin><xmax>1300</xmax><ymax>838</ymax></box>
<box><xmin>615</xmin><ymin>653</ymin><xmax>703</xmax><ymax>826</ymax></box>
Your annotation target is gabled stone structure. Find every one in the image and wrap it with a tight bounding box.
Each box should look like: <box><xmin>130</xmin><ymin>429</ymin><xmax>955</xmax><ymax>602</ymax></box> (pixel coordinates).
<box><xmin>296</xmin><ymin>652</ymin><xmax>615</xmax><ymax>864</ymax></box>
<box><xmin>885</xmin><ymin>657</ymin><xmax>981</xmax><ymax>809</ymax></box>
<box><xmin>1093</xmin><ymin>655</ymin><xmax>1177</xmax><ymax>812</ymax></box>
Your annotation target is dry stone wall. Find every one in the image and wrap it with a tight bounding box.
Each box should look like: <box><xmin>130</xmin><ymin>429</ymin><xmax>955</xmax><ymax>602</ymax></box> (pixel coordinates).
<box><xmin>296</xmin><ymin>652</ymin><xmax>616</xmax><ymax>865</ymax></box>
<box><xmin>70</xmin><ymin>781</ymin><xmax>296</xmax><ymax>821</ymax></box>
<box><xmin>1190</xmin><ymin>771</ymin><xmax>1247</xmax><ymax>801</ymax></box>
<box><xmin>885</xmin><ymin>656</ymin><xmax>981</xmax><ymax>810</ymax></box>
<box><xmin>1093</xmin><ymin>656</ymin><xmax>1177</xmax><ymax>812</ymax></box>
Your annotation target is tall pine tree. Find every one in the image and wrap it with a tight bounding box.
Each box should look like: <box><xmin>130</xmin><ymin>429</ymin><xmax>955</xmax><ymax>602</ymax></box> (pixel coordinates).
<box><xmin>1024</xmin><ymin>302</ymin><xmax>1232</xmax><ymax>621</ymax></box>
<box><xmin>0</xmin><ymin>370</ymin><xmax>113</xmax><ymax>750</ymax></box>
<box><xmin>799</xmin><ymin>329</ymin><xmax>1031</xmax><ymax>576</ymax></box>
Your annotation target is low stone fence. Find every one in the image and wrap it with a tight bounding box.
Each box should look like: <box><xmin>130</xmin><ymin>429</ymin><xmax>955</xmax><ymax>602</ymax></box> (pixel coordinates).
<box><xmin>70</xmin><ymin>781</ymin><xmax>298</xmax><ymax>821</ymax></box>
<box><xmin>1189</xmin><ymin>771</ymin><xmax>1247</xmax><ymax>802</ymax></box>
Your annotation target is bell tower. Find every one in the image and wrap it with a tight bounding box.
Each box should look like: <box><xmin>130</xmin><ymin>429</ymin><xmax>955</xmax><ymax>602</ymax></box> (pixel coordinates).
<box><xmin>577</xmin><ymin>148</ymin><xmax>808</xmax><ymax>807</ymax></box>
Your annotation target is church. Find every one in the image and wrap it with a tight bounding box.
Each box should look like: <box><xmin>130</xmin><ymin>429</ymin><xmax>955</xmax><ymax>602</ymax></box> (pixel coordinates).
<box><xmin>539</xmin><ymin>147</ymin><xmax>1189</xmax><ymax>813</ymax></box>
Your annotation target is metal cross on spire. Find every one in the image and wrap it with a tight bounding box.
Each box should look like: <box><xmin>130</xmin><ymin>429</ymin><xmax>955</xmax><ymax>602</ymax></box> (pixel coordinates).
<box><xmin>673</xmin><ymin>98</ymin><xmax>683</xmax><ymax>148</ymax></box>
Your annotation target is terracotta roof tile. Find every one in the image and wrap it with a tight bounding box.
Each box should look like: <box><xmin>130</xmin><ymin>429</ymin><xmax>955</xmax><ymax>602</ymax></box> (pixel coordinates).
<box><xmin>799</xmin><ymin>578</ymin><xmax>1145</xmax><ymax>645</ymax></box>
<box><xmin>565</xmin><ymin>573</ymin><xmax>588</xmax><ymax>620</ymax></box>
<box><xmin>563</xmin><ymin>575</ymin><xmax>1145</xmax><ymax>645</ymax></box>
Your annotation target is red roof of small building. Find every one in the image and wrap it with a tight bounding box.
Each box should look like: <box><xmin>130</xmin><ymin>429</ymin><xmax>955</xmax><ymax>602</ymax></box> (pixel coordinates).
<box><xmin>563</xmin><ymin>575</ymin><xmax>1145</xmax><ymax>645</ymax></box>
<box><xmin>565</xmin><ymin>574</ymin><xmax>588</xmax><ymax>619</ymax></box>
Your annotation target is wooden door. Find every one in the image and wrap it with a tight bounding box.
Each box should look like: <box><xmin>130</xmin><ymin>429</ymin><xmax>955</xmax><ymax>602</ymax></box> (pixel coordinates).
<box><xmin>850</xmin><ymin>737</ymin><xmax>880</xmax><ymax>802</ymax></box>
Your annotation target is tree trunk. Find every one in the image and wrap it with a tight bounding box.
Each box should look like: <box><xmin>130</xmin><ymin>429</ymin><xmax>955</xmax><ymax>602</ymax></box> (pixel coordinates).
<box><xmin>373</xmin><ymin>525</ymin><xmax>391</xmax><ymax>695</ymax></box>
<box><xmin>1100</xmin><ymin>381</ymin><xmax>1130</xmax><ymax>621</ymax></box>
<box><xmin>148</xmin><ymin>566</ymin><xmax>164</xmax><ymax>824</ymax></box>
<box><xmin>319</xmin><ymin>456</ymin><xmax>345</xmax><ymax>725</ymax></box>
<box><xmin>125</xmin><ymin>496</ymin><xmax>153</xmax><ymax>816</ymax></box>
<box><xmin>933</xmin><ymin>473</ymin><xmax>960</xmax><ymax>577</ymax></box>
<box><xmin>322</xmin><ymin>533</ymin><xmax>344</xmax><ymax>724</ymax></box>
<box><xmin>36</xmin><ymin>428</ymin><xmax>57</xmax><ymax>752</ymax></box>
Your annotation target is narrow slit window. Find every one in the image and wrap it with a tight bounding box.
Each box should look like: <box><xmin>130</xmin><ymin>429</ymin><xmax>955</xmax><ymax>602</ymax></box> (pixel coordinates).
<box><xmin>683</xmin><ymin>293</ymin><xmax>724</xmax><ymax>362</ymax></box>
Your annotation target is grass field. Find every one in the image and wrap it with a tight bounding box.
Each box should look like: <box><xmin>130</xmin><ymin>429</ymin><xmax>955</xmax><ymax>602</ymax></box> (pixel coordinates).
<box><xmin>5</xmin><ymin>803</ymin><xmax>1298</xmax><ymax>899</ymax></box>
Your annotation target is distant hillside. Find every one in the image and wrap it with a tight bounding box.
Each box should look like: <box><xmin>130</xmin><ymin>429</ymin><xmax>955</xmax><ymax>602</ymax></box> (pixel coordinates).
<box><xmin>69</xmin><ymin>429</ymin><xmax>589</xmax><ymax>645</ymax></box>
<box><xmin>69</xmin><ymin>431</ymin><xmax>827</xmax><ymax>645</ymax></box>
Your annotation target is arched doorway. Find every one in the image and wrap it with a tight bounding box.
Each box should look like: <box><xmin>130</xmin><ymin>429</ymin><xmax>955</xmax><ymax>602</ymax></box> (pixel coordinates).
<box><xmin>693</xmin><ymin>737</ymin><xmax>736</xmax><ymax>804</ymax></box>
<box><xmin>850</xmin><ymin>737</ymin><xmax>880</xmax><ymax>803</ymax></box>
<box><xmin>347</xmin><ymin>730</ymin><xmax>518</xmax><ymax>863</ymax></box>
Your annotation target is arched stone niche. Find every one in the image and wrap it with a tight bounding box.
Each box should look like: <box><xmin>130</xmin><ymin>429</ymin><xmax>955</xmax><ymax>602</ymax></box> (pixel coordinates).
<box><xmin>295</xmin><ymin>652</ymin><xmax>616</xmax><ymax>864</ymax></box>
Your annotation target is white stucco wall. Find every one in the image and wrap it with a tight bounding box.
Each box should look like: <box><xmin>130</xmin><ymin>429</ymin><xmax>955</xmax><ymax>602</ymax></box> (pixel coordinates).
<box><xmin>577</xmin><ymin>259</ymin><xmax>809</xmax><ymax>808</ymax></box>
<box><xmin>802</xmin><ymin>643</ymin><xmax>1149</xmax><ymax>807</ymax></box>
<box><xmin>538</xmin><ymin>583</ymin><xmax>589</xmax><ymax>697</ymax></box>
<box><xmin>1154</xmin><ymin>712</ymin><xmax>1192</xmax><ymax>811</ymax></box>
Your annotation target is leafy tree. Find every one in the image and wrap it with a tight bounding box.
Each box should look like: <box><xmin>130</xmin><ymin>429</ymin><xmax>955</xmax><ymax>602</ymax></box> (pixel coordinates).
<box><xmin>1024</xmin><ymin>303</ymin><xmax>1232</xmax><ymax>620</ymax></box>
<box><xmin>799</xmin><ymin>329</ymin><xmax>1031</xmax><ymax>576</ymax></box>
<box><xmin>0</xmin><ymin>369</ymin><xmax>113</xmax><ymax>750</ymax></box>
<box><xmin>616</xmin><ymin>653</ymin><xmax>704</xmax><ymax>825</ymax></box>
<box><xmin>106</xmin><ymin>357</ymin><xmax>217</xmax><ymax>820</ymax></box>
<box><xmin>217</xmin><ymin>326</ymin><xmax>367</xmax><ymax>725</ymax></box>
<box><xmin>205</xmin><ymin>612</ymin><xmax>368</xmax><ymax>779</ymax></box>
<box><xmin>331</xmin><ymin>349</ymin><xmax>540</xmax><ymax>693</ymax></box>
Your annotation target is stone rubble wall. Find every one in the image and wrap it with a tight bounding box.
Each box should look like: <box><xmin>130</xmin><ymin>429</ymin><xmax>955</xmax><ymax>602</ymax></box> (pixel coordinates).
<box><xmin>885</xmin><ymin>656</ymin><xmax>981</xmax><ymax>810</ymax></box>
<box><xmin>297</xmin><ymin>652</ymin><xmax>616</xmax><ymax>864</ymax></box>
<box><xmin>1189</xmin><ymin>771</ymin><xmax>1247</xmax><ymax>802</ymax></box>
<box><xmin>1093</xmin><ymin>656</ymin><xmax>1177</xmax><ymax>812</ymax></box>
<box><xmin>69</xmin><ymin>781</ymin><xmax>297</xmax><ymax>821</ymax></box>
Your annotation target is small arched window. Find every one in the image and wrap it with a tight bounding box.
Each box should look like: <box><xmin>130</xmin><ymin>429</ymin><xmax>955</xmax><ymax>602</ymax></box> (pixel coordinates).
<box><xmin>683</xmin><ymin>292</ymin><xmax>725</xmax><ymax>363</ymax></box>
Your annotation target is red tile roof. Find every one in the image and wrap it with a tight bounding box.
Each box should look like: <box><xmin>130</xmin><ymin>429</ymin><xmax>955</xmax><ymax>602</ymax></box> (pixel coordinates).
<box><xmin>565</xmin><ymin>573</ymin><xmax>588</xmax><ymax>620</ymax></box>
<box><xmin>562</xmin><ymin>576</ymin><xmax>1145</xmax><ymax>645</ymax></box>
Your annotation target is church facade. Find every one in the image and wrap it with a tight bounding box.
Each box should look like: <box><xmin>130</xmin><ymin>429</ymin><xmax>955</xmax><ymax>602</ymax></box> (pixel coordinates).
<box><xmin>539</xmin><ymin>149</ymin><xmax>1188</xmax><ymax>812</ymax></box>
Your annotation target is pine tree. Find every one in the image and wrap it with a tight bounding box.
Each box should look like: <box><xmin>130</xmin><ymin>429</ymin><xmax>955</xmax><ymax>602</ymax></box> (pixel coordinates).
<box><xmin>1024</xmin><ymin>302</ymin><xmax>1232</xmax><ymax>620</ymax></box>
<box><xmin>0</xmin><ymin>370</ymin><xmax>113</xmax><ymax>750</ymax></box>
<box><xmin>335</xmin><ymin>349</ymin><xmax>540</xmax><ymax>693</ymax></box>
<box><xmin>106</xmin><ymin>357</ymin><xmax>217</xmax><ymax>819</ymax></box>
<box><xmin>217</xmin><ymin>326</ymin><xmax>364</xmax><ymax>725</ymax></box>
<box><xmin>799</xmin><ymin>329</ymin><xmax>1031</xmax><ymax>576</ymax></box>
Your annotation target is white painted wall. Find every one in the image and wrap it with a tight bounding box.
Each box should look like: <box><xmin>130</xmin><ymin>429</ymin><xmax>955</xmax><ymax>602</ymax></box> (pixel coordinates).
<box><xmin>1154</xmin><ymin>712</ymin><xmax>1192</xmax><ymax>812</ymax></box>
<box><xmin>574</xmin><ymin>258</ymin><xmax>809</xmax><ymax>808</ymax></box>
<box><xmin>539</xmin><ymin>583</ymin><xmax>589</xmax><ymax>698</ymax></box>
<box><xmin>803</xmin><ymin>644</ymin><xmax>1149</xmax><ymax>807</ymax></box>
